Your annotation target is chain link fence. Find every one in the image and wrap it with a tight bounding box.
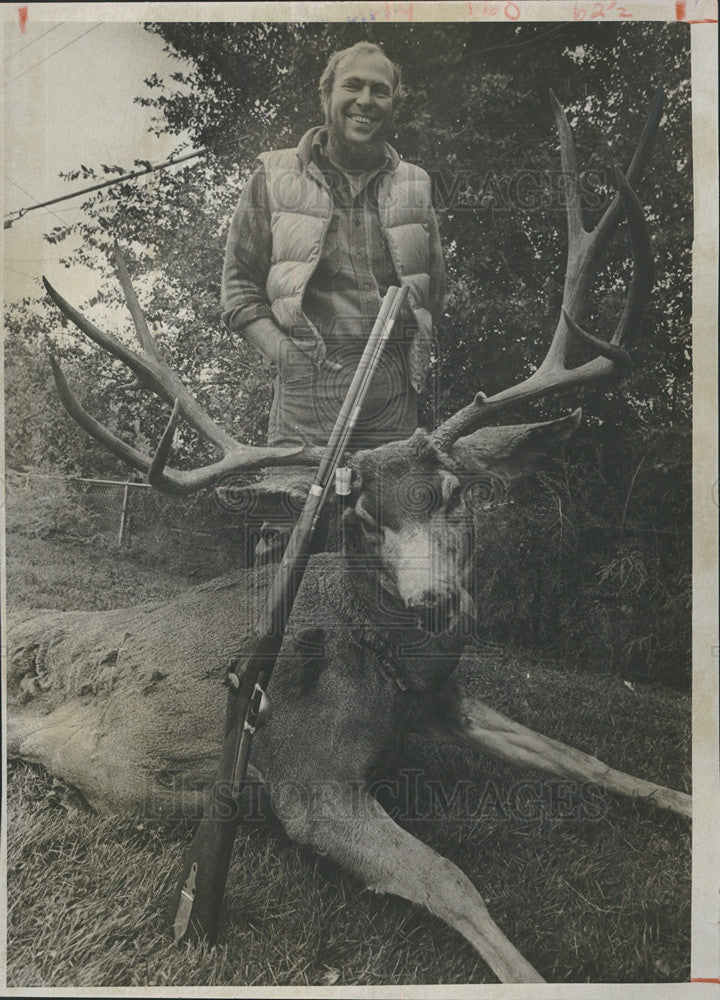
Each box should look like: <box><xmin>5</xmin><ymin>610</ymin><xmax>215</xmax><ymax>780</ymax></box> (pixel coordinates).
<box><xmin>4</xmin><ymin>469</ymin><xmax>271</xmax><ymax>567</ymax></box>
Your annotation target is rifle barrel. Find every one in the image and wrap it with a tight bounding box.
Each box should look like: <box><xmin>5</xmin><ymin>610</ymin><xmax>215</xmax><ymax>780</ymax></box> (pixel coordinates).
<box><xmin>171</xmin><ymin>285</ymin><xmax>408</xmax><ymax>946</ymax></box>
<box><xmin>314</xmin><ymin>284</ymin><xmax>399</xmax><ymax>486</ymax></box>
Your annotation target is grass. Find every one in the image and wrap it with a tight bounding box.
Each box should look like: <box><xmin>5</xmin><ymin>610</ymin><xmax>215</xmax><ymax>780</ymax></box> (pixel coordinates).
<box><xmin>5</xmin><ymin>530</ymin><xmax>691</xmax><ymax>987</ymax></box>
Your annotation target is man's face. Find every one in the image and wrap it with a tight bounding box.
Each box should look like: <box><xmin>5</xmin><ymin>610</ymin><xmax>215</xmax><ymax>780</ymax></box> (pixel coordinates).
<box><xmin>326</xmin><ymin>50</ymin><xmax>395</xmax><ymax>152</ymax></box>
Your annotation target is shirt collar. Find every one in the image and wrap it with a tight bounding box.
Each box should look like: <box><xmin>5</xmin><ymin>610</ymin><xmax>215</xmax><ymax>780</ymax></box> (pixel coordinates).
<box><xmin>296</xmin><ymin>126</ymin><xmax>399</xmax><ymax>174</ymax></box>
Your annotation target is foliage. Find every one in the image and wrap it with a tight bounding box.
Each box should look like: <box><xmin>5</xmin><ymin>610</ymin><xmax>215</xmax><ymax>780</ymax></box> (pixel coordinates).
<box><xmin>3</xmin><ymin>21</ymin><xmax>691</xmax><ymax>475</ymax></box>
<box><xmin>471</xmin><ymin>422</ymin><xmax>691</xmax><ymax>686</ymax></box>
<box><xmin>4</xmin><ymin>476</ymin><xmax>92</xmax><ymax>541</ymax></box>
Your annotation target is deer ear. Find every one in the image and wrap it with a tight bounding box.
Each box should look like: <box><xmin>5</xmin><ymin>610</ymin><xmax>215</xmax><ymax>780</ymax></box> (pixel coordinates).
<box><xmin>449</xmin><ymin>408</ymin><xmax>582</xmax><ymax>477</ymax></box>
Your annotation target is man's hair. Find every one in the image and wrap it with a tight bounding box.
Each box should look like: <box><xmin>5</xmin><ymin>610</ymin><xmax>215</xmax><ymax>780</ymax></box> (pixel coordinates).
<box><xmin>318</xmin><ymin>42</ymin><xmax>405</xmax><ymax>119</ymax></box>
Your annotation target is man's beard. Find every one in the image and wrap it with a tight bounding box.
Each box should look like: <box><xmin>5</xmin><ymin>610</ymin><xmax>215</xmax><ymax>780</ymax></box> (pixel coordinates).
<box><xmin>325</xmin><ymin>117</ymin><xmax>391</xmax><ymax>170</ymax></box>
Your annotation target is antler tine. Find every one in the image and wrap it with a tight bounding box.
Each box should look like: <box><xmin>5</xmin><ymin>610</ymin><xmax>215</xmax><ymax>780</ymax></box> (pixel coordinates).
<box><xmin>45</xmin><ymin>276</ymin><xmax>313</xmax><ymax>493</ymax></box>
<box><xmin>43</xmin><ymin>276</ymin><xmax>238</xmax><ymax>450</ymax></box>
<box><xmin>432</xmin><ymin>90</ymin><xmax>660</xmax><ymax>453</ymax></box>
<box><xmin>112</xmin><ymin>240</ymin><xmax>163</xmax><ymax>364</ymax></box>
<box><xmin>148</xmin><ymin>400</ymin><xmax>182</xmax><ymax>488</ymax></box>
<box><xmin>594</xmin><ymin>86</ymin><xmax>663</xmax><ymax>247</ymax></box>
<box><xmin>140</xmin><ymin>398</ymin><xmax>323</xmax><ymax>493</ymax></box>
<box><xmin>50</xmin><ymin>356</ymin><xmax>312</xmax><ymax>494</ymax></box>
<box><xmin>540</xmin><ymin>89</ymin><xmax>659</xmax><ymax>369</ymax></box>
<box><xmin>44</xmin><ymin>276</ymin><xmax>157</xmax><ymax>387</ymax></box>
<box><xmin>549</xmin><ymin>88</ymin><xmax>584</xmax><ymax>244</ymax></box>
<box><xmin>609</xmin><ymin>167</ymin><xmax>654</xmax><ymax>348</ymax></box>
<box><xmin>50</xmin><ymin>357</ymin><xmax>229</xmax><ymax>493</ymax></box>
<box><xmin>49</xmin><ymin>355</ymin><xmax>157</xmax><ymax>475</ymax></box>
<box><xmin>560</xmin><ymin>166</ymin><xmax>654</xmax><ymax>369</ymax></box>
<box><xmin>561</xmin><ymin>309</ymin><xmax>631</xmax><ymax>373</ymax></box>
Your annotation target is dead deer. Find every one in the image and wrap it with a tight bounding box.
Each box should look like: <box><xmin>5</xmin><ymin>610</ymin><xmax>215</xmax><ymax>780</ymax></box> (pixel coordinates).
<box><xmin>7</xmin><ymin>89</ymin><xmax>690</xmax><ymax>984</ymax></box>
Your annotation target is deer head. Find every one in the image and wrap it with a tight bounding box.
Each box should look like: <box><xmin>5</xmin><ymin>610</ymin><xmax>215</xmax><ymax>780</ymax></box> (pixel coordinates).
<box><xmin>45</xmin><ymin>90</ymin><xmax>660</xmax><ymax>634</ymax></box>
<box><xmin>344</xmin><ymin>413</ymin><xmax>581</xmax><ymax>633</ymax></box>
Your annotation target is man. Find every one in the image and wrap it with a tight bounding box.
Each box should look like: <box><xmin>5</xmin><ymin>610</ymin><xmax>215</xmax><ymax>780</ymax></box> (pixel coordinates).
<box><xmin>221</xmin><ymin>41</ymin><xmax>445</xmax><ymax>450</ymax></box>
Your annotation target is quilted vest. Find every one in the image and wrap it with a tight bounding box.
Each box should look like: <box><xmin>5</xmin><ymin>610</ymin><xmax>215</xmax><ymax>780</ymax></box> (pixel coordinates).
<box><xmin>258</xmin><ymin>144</ymin><xmax>435</xmax><ymax>393</ymax></box>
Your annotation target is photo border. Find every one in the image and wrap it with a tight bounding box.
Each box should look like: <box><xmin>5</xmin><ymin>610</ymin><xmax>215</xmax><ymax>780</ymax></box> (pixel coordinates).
<box><xmin>1</xmin><ymin>3</ymin><xmax>717</xmax><ymax>996</ymax></box>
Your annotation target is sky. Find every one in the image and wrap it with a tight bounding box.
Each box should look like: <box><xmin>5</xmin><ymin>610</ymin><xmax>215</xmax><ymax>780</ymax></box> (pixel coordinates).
<box><xmin>2</xmin><ymin>16</ymin><xmax>192</xmax><ymax>304</ymax></box>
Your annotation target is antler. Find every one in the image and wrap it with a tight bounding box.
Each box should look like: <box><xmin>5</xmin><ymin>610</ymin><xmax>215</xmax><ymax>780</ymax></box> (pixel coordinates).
<box><xmin>45</xmin><ymin>242</ymin><xmax>316</xmax><ymax>494</ymax></box>
<box><xmin>432</xmin><ymin>87</ymin><xmax>662</xmax><ymax>452</ymax></box>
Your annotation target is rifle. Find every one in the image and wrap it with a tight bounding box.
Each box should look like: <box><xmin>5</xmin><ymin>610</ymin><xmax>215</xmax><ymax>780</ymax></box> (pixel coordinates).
<box><xmin>171</xmin><ymin>284</ymin><xmax>409</xmax><ymax>945</ymax></box>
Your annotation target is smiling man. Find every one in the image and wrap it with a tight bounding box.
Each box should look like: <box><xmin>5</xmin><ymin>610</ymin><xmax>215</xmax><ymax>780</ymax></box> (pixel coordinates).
<box><xmin>221</xmin><ymin>41</ymin><xmax>445</xmax><ymax>450</ymax></box>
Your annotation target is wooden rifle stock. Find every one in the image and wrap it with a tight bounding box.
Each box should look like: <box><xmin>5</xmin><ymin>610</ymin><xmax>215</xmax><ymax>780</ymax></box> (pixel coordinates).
<box><xmin>171</xmin><ymin>285</ymin><xmax>408</xmax><ymax>945</ymax></box>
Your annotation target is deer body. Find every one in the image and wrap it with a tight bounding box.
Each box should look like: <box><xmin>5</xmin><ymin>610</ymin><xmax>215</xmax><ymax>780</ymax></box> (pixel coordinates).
<box><xmin>7</xmin><ymin>466</ymin><xmax>472</xmax><ymax>819</ymax></box>
<box><xmin>8</xmin><ymin>89</ymin><xmax>692</xmax><ymax>982</ymax></box>
<box><xmin>7</xmin><ymin>435</ymin><xmax>690</xmax><ymax>985</ymax></box>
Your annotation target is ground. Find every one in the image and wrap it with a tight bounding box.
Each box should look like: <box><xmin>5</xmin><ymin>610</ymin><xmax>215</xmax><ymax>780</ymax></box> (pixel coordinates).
<box><xmin>5</xmin><ymin>530</ymin><xmax>691</xmax><ymax>987</ymax></box>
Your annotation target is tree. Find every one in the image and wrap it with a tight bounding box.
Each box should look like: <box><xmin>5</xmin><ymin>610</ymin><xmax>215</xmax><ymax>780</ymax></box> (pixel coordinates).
<box><xmin>3</xmin><ymin>298</ymin><xmax>123</xmax><ymax>475</ymax></box>
<box><xmin>22</xmin><ymin>21</ymin><xmax>690</xmax><ymax>461</ymax></box>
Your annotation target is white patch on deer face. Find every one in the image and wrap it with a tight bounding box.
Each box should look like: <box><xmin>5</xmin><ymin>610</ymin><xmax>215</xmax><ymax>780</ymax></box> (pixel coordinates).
<box><xmin>377</xmin><ymin>511</ymin><xmax>471</xmax><ymax>613</ymax></box>
<box><xmin>350</xmin><ymin>434</ymin><xmax>477</xmax><ymax>629</ymax></box>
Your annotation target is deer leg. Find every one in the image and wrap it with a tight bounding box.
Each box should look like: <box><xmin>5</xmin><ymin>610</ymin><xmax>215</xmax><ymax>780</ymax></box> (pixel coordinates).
<box><xmin>269</xmin><ymin>781</ymin><xmax>544</xmax><ymax>984</ymax></box>
<box><xmin>415</xmin><ymin>681</ymin><xmax>691</xmax><ymax>818</ymax></box>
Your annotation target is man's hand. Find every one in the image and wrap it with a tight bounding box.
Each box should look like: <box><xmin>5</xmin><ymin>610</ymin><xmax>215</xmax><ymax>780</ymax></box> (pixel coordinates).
<box><xmin>242</xmin><ymin>317</ymin><xmax>298</xmax><ymax>368</ymax></box>
<box><xmin>243</xmin><ymin>317</ymin><xmax>340</xmax><ymax>378</ymax></box>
